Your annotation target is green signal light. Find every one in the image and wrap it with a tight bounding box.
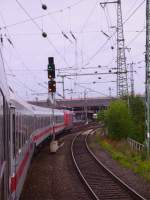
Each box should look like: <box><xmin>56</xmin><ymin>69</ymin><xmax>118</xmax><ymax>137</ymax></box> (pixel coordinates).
<box><xmin>48</xmin><ymin>64</ymin><xmax>52</xmax><ymax>69</ymax></box>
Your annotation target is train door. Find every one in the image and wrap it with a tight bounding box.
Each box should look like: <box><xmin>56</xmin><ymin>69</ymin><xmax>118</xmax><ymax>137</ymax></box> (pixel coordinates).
<box><xmin>10</xmin><ymin>106</ymin><xmax>16</xmax><ymax>199</ymax></box>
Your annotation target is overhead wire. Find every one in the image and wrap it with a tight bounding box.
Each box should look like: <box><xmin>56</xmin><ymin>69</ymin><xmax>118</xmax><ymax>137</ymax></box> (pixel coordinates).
<box><xmin>2</xmin><ymin>0</ymin><xmax>145</xmax><ymax>98</ymax></box>
<box><xmin>78</xmin><ymin>80</ymin><xmax>116</xmax><ymax>84</ymax></box>
<box><xmin>15</xmin><ymin>0</ymin><xmax>69</xmax><ymax>66</ymax></box>
<box><xmin>79</xmin><ymin>1</ymin><xmax>98</xmax><ymax>33</ymax></box>
<box><xmin>123</xmin><ymin>0</ymin><xmax>145</xmax><ymax>25</ymax></box>
<box><xmin>84</xmin><ymin>0</ymin><xmax>146</xmax><ymax>65</ymax></box>
<box><xmin>103</xmin><ymin>6</ymin><xmax>116</xmax><ymax>62</ymax></box>
<box><xmin>0</xmin><ymin>22</ymin><xmax>45</xmax><ymax>90</ymax></box>
<box><xmin>4</xmin><ymin>58</ymin><xmax>37</xmax><ymax>93</ymax></box>
<box><xmin>105</xmin><ymin>25</ymin><xmax>146</xmax><ymax>69</ymax></box>
<box><xmin>127</xmin><ymin>26</ymin><xmax>146</xmax><ymax>46</ymax></box>
<box><xmin>2</xmin><ymin>0</ymin><xmax>87</xmax><ymax>29</ymax></box>
<box><xmin>75</xmin><ymin>82</ymin><xmax>116</xmax><ymax>98</ymax></box>
<box><xmin>78</xmin><ymin>1</ymin><xmax>98</xmax><ymax>68</ymax></box>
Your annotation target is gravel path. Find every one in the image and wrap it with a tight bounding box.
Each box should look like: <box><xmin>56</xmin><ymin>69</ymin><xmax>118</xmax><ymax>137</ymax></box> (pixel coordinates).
<box><xmin>20</xmin><ymin>134</ymin><xmax>92</xmax><ymax>200</ymax></box>
<box><xmin>88</xmin><ymin>134</ymin><xmax>150</xmax><ymax>200</ymax></box>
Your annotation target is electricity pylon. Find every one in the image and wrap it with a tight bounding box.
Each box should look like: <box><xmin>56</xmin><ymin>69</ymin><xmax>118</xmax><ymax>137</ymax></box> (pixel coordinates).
<box><xmin>145</xmin><ymin>0</ymin><xmax>150</xmax><ymax>155</ymax></box>
<box><xmin>116</xmin><ymin>0</ymin><xmax>128</xmax><ymax>97</ymax></box>
<box><xmin>100</xmin><ymin>0</ymin><xmax>128</xmax><ymax>97</ymax></box>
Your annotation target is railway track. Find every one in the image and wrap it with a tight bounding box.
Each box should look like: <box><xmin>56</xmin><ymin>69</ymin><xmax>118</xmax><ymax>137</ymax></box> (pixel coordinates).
<box><xmin>71</xmin><ymin>130</ymin><xmax>146</xmax><ymax>200</ymax></box>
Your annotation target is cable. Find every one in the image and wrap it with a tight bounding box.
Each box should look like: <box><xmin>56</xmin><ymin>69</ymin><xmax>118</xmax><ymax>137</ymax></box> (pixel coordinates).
<box><xmin>0</xmin><ymin>9</ymin><xmax>47</xmax><ymax>86</ymax></box>
<box><xmin>123</xmin><ymin>0</ymin><xmax>145</xmax><ymax>25</ymax></box>
<box><xmin>78</xmin><ymin>80</ymin><xmax>116</xmax><ymax>84</ymax></box>
<box><xmin>102</xmin><ymin>6</ymin><xmax>116</xmax><ymax>61</ymax></box>
<box><xmin>75</xmin><ymin>82</ymin><xmax>116</xmax><ymax>98</ymax></box>
<box><xmin>2</xmin><ymin>0</ymin><xmax>87</xmax><ymax>29</ymax></box>
<box><xmin>84</xmin><ymin>0</ymin><xmax>146</xmax><ymax>65</ymax></box>
<box><xmin>80</xmin><ymin>1</ymin><xmax>98</xmax><ymax>33</ymax></box>
<box><xmin>127</xmin><ymin>26</ymin><xmax>145</xmax><ymax>46</ymax></box>
<box><xmin>15</xmin><ymin>0</ymin><xmax>69</xmax><ymax>65</ymax></box>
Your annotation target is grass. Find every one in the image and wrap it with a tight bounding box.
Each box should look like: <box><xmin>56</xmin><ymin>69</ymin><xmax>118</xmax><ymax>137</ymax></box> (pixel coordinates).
<box><xmin>94</xmin><ymin>133</ymin><xmax>150</xmax><ymax>182</ymax></box>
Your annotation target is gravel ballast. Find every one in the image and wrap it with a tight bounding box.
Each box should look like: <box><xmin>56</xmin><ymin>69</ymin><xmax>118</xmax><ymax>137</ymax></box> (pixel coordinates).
<box><xmin>88</xmin><ymin>133</ymin><xmax>150</xmax><ymax>200</ymax></box>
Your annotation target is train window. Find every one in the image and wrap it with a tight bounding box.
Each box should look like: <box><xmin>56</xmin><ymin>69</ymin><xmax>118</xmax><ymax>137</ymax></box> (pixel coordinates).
<box><xmin>25</xmin><ymin>116</ymin><xmax>28</xmax><ymax>141</ymax></box>
<box><xmin>41</xmin><ymin>117</ymin><xmax>43</xmax><ymax>128</ymax></box>
<box><xmin>16</xmin><ymin>114</ymin><xmax>19</xmax><ymax>154</ymax></box>
<box><xmin>22</xmin><ymin>115</ymin><xmax>25</xmax><ymax>145</ymax></box>
<box><xmin>12</xmin><ymin>114</ymin><xmax>16</xmax><ymax>157</ymax></box>
<box><xmin>55</xmin><ymin>115</ymin><xmax>64</xmax><ymax>123</ymax></box>
<box><xmin>18</xmin><ymin>114</ymin><xmax>21</xmax><ymax>150</ymax></box>
<box><xmin>0</xmin><ymin>92</ymin><xmax>4</xmax><ymax>168</ymax></box>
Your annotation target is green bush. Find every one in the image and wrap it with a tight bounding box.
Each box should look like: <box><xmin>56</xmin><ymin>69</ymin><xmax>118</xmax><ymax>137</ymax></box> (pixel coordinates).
<box><xmin>96</xmin><ymin>109</ymin><xmax>107</xmax><ymax>124</ymax></box>
<box><xmin>97</xmin><ymin>96</ymin><xmax>145</xmax><ymax>142</ymax></box>
<box><xmin>96</xmin><ymin>137</ymin><xmax>150</xmax><ymax>181</ymax></box>
<box><xmin>105</xmin><ymin>100</ymin><xmax>134</xmax><ymax>139</ymax></box>
<box><xmin>129</xmin><ymin>96</ymin><xmax>145</xmax><ymax>143</ymax></box>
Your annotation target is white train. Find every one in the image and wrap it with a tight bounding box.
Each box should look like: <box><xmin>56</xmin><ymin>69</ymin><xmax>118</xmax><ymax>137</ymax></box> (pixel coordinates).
<box><xmin>0</xmin><ymin>48</ymin><xmax>73</xmax><ymax>200</ymax></box>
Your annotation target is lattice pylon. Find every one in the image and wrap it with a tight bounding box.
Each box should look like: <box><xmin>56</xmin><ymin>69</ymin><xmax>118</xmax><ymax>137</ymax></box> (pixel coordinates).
<box><xmin>117</xmin><ymin>0</ymin><xmax>128</xmax><ymax>97</ymax></box>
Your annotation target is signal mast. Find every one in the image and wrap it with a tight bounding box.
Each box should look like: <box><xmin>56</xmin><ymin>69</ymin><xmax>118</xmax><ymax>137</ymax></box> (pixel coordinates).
<box><xmin>47</xmin><ymin>57</ymin><xmax>57</xmax><ymax>150</ymax></box>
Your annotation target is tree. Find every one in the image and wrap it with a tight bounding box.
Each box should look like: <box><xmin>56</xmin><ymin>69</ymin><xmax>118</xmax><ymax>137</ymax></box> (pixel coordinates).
<box><xmin>106</xmin><ymin>100</ymin><xmax>134</xmax><ymax>140</ymax></box>
<box><xmin>97</xmin><ymin>109</ymin><xmax>107</xmax><ymax>124</ymax></box>
<box><xmin>129</xmin><ymin>96</ymin><xmax>145</xmax><ymax>142</ymax></box>
<box><xmin>97</xmin><ymin>97</ymin><xmax>145</xmax><ymax>142</ymax></box>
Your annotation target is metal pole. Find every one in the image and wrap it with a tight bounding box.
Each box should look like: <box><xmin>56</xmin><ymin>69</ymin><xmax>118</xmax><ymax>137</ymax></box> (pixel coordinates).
<box><xmin>48</xmin><ymin>92</ymin><xmax>55</xmax><ymax>141</ymax></box>
<box><xmin>146</xmin><ymin>0</ymin><xmax>150</xmax><ymax>156</ymax></box>
<box><xmin>52</xmin><ymin>93</ymin><xmax>55</xmax><ymax>141</ymax></box>
<box><xmin>130</xmin><ymin>62</ymin><xmax>135</xmax><ymax>96</ymax></box>
<box><xmin>62</xmin><ymin>76</ymin><xmax>65</xmax><ymax>99</ymax></box>
<box><xmin>109</xmin><ymin>87</ymin><xmax>112</xmax><ymax>97</ymax></box>
<box><xmin>75</xmin><ymin>40</ymin><xmax>78</xmax><ymax>66</ymax></box>
<box><xmin>84</xmin><ymin>90</ymin><xmax>88</xmax><ymax>124</ymax></box>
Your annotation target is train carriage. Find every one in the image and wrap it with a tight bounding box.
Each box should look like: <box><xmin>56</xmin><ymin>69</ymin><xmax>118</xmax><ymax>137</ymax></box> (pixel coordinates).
<box><xmin>0</xmin><ymin>47</ymin><xmax>11</xmax><ymax>200</ymax></box>
<box><xmin>9</xmin><ymin>96</ymin><xmax>73</xmax><ymax>199</ymax></box>
<box><xmin>0</xmin><ymin>45</ymin><xmax>73</xmax><ymax>200</ymax></box>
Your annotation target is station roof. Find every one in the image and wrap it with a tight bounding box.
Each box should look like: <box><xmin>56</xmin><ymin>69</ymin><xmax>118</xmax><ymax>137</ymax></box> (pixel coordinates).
<box><xmin>57</xmin><ymin>97</ymin><xmax>115</xmax><ymax>107</ymax></box>
<box><xmin>29</xmin><ymin>96</ymin><xmax>116</xmax><ymax>109</ymax></box>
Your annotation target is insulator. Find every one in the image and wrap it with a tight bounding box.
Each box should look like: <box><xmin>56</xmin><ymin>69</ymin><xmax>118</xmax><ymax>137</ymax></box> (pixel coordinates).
<box><xmin>42</xmin><ymin>4</ymin><xmax>47</xmax><ymax>10</ymax></box>
<box><xmin>42</xmin><ymin>32</ymin><xmax>47</xmax><ymax>38</ymax></box>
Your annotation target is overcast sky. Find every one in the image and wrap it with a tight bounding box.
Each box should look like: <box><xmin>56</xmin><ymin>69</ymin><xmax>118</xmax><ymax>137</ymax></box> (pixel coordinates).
<box><xmin>0</xmin><ymin>0</ymin><xmax>146</xmax><ymax>100</ymax></box>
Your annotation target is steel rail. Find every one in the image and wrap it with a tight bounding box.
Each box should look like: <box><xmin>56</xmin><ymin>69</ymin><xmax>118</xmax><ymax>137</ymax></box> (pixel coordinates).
<box><xmin>71</xmin><ymin>130</ymin><xmax>147</xmax><ymax>200</ymax></box>
<box><xmin>87</xmin><ymin>133</ymin><xmax>146</xmax><ymax>200</ymax></box>
<box><xmin>71</xmin><ymin>132</ymin><xmax>99</xmax><ymax>200</ymax></box>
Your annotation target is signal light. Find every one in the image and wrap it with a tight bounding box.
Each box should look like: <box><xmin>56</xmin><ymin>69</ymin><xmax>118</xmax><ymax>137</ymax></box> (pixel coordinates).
<box><xmin>48</xmin><ymin>57</ymin><xmax>55</xmax><ymax>79</ymax></box>
<box><xmin>48</xmin><ymin>80</ymin><xmax>56</xmax><ymax>93</ymax></box>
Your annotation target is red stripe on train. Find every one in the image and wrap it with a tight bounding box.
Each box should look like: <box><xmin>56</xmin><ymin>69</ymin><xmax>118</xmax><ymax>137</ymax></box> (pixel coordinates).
<box><xmin>33</xmin><ymin>127</ymin><xmax>52</xmax><ymax>141</ymax></box>
<box><xmin>33</xmin><ymin>124</ymin><xmax>65</xmax><ymax>141</ymax></box>
<box><xmin>11</xmin><ymin>144</ymin><xmax>33</xmax><ymax>193</ymax></box>
<box><xmin>10</xmin><ymin>124</ymin><xmax>65</xmax><ymax>193</ymax></box>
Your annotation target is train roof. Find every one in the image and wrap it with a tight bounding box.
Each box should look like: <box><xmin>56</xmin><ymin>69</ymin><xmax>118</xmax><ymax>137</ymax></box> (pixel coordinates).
<box><xmin>29</xmin><ymin>104</ymin><xmax>53</xmax><ymax>115</ymax></box>
<box><xmin>10</xmin><ymin>94</ymin><xmax>33</xmax><ymax>115</ymax></box>
<box><xmin>10</xmin><ymin>93</ymin><xmax>66</xmax><ymax>116</ymax></box>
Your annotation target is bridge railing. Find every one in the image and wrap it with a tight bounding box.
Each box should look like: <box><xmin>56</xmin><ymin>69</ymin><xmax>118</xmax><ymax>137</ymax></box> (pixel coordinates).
<box><xmin>127</xmin><ymin>137</ymin><xmax>144</xmax><ymax>152</ymax></box>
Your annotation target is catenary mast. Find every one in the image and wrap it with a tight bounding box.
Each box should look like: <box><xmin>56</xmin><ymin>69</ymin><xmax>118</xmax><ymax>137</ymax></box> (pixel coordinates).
<box><xmin>145</xmin><ymin>0</ymin><xmax>150</xmax><ymax>154</ymax></box>
<box><xmin>100</xmin><ymin>0</ymin><xmax>128</xmax><ymax>97</ymax></box>
<box><xmin>117</xmin><ymin>0</ymin><xmax>128</xmax><ymax>97</ymax></box>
